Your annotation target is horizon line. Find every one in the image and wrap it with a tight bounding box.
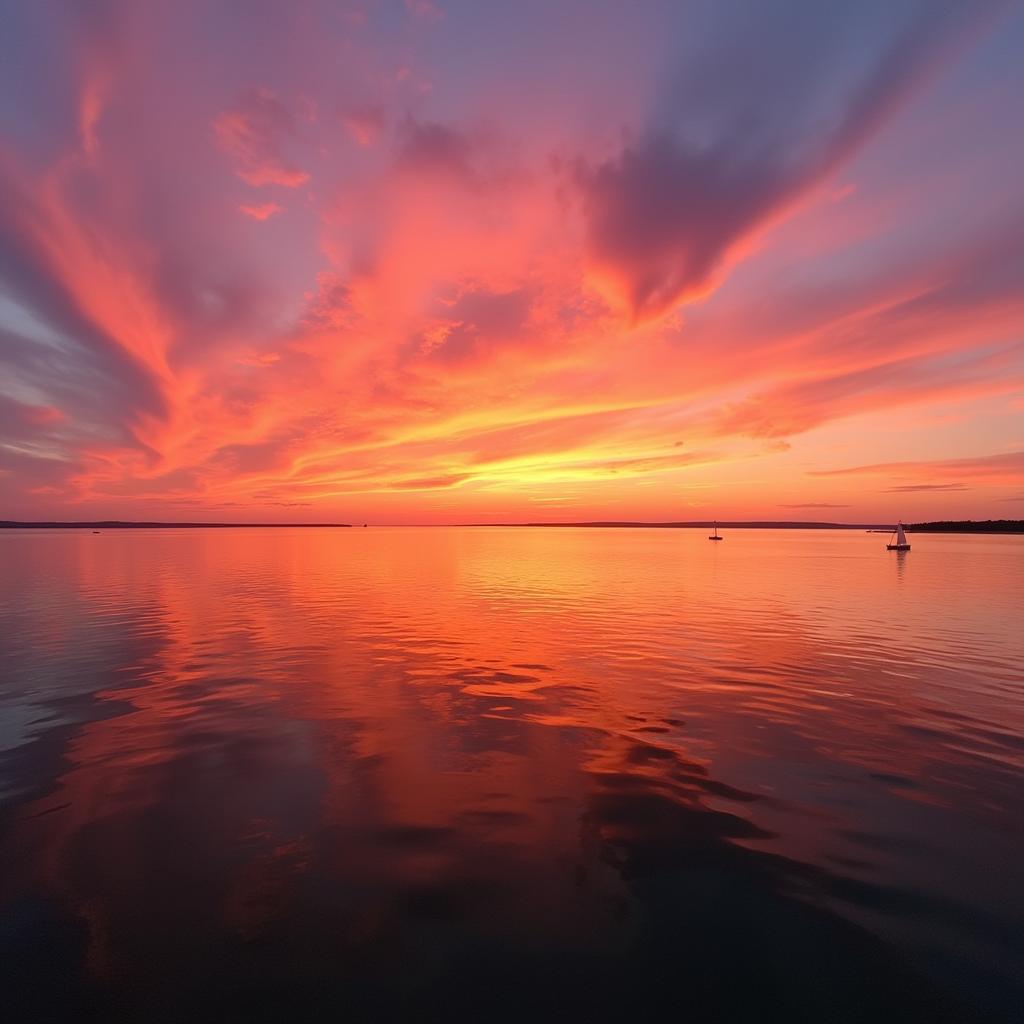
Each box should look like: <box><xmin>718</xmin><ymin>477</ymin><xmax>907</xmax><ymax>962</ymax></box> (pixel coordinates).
<box><xmin>3</xmin><ymin>518</ymin><xmax>1021</xmax><ymax>531</ymax></box>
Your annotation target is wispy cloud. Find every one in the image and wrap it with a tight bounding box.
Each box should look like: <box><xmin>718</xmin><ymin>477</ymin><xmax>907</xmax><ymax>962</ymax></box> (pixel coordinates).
<box><xmin>813</xmin><ymin>452</ymin><xmax>1024</xmax><ymax>481</ymax></box>
<box><xmin>215</xmin><ymin>89</ymin><xmax>310</xmax><ymax>188</ymax></box>
<box><xmin>884</xmin><ymin>483</ymin><xmax>968</xmax><ymax>493</ymax></box>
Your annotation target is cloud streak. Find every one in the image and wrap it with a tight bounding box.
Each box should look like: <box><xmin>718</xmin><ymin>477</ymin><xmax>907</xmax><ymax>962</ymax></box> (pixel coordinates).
<box><xmin>814</xmin><ymin>452</ymin><xmax>1024</xmax><ymax>482</ymax></box>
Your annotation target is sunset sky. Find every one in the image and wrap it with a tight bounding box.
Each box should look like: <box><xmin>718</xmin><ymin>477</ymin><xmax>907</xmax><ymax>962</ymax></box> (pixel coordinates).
<box><xmin>1</xmin><ymin>0</ymin><xmax>1022</xmax><ymax>523</ymax></box>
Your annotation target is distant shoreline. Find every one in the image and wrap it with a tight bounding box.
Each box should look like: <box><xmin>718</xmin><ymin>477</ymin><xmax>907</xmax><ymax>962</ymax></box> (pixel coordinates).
<box><xmin>0</xmin><ymin>521</ymin><xmax>353</xmax><ymax>530</ymax></box>
<box><xmin>516</xmin><ymin>520</ymin><xmax>1024</xmax><ymax>533</ymax></box>
<box><xmin>2</xmin><ymin>520</ymin><xmax>1021</xmax><ymax>533</ymax></box>
<box><xmin>902</xmin><ymin>520</ymin><xmax>1023</xmax><ymax>534</ymax></box>
<box><xmin>516</xmin><ymin>521</ymin><xmax>882</xmax><ymax>530</ymax></box>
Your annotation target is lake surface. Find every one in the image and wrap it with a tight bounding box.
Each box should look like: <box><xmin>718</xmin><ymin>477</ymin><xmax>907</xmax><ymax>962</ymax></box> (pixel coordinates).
<box><xmin>1</xmin><ymin>527</ymin><xmax>1022</xmax><ymax>1021</ymax></box>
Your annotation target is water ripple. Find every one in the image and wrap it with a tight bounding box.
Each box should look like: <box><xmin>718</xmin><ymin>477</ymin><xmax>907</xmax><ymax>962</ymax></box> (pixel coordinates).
<box><xmin>0</xmin><ymin>527</ymin><xmax>1021</xmax><ymax>1019</ymax></box>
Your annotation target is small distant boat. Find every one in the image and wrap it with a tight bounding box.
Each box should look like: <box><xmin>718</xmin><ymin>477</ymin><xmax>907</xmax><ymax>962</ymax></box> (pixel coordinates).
<box><xmin>709</xmin><ymin>521</ymin><xmax>724</xmax><ymax>541</ymax></box>
<box><xmin>886</xmin><ymin>521</ymin><xmax>911</xmax><ymax>551</ymax></box>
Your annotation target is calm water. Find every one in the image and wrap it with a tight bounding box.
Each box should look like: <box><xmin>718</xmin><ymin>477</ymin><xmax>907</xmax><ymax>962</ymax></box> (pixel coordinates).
<box><xmin>1</xmin><ymin>527</ymin><xmax>1022</xmax><ymax>1021</ymax></box>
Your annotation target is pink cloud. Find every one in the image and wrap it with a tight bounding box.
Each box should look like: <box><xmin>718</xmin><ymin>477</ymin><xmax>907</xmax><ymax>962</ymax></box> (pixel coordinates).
<box><xmin>240</xmin><ymin>202</ymin><xmax>283</xmax><ymax>221</ymax></box>
<box><xmin>341</xmin><ymin>106</ymin><xmax>384</xmax><ymax>148</ymax></box>
<box><xmin>214</xmin><ymin>89</ymin><xmax>310</xmax><ymax>188</ymax></box>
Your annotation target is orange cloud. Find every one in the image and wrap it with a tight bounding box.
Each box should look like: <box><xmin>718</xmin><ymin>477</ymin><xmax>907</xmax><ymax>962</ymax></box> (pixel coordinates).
<box><xmin>240</xmin><ymin>202</ymin><xmax>283</xmax><ymax>221</ymax></box>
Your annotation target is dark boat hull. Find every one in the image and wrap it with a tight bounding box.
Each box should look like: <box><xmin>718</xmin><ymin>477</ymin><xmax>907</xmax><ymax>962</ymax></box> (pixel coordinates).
<box><xmin>886</xmin><ymin>544</ymin><xmax>911</xmax><ymax>550</ymax></box>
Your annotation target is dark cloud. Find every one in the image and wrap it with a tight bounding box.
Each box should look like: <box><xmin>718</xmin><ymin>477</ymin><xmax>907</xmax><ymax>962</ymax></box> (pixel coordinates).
<box><xmin>0</xmin><ymin>167</ymin><xmax>167</xmax><ymax>430</ymax></box>
<box><xmin>397</xmin><ymin>120</ymin><xmax>476</xmax><ymax>181</ymax></box>
<box><xmin>0</xmin><ymin>445</ymin><xmax>77</xmax><ymax>498</ymax></box>
<box><xmin>0</xmin><ymin>393</ymin><xmax>64</xmax><ymax>440</ymax></box>
<box><xmin>0</xmin><ymin>323</ymin><xmax>159</xmax><ymax>461</ymax></box>
<box><xmin>578</xmin><ymin>1</ymin><xmax>1000</xmax><ymax>320</ymax></box>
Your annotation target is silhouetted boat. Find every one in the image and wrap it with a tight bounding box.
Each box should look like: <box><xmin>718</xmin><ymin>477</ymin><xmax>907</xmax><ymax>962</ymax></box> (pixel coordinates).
<box><xmin>886</xmin><ymin>521</ymin><xmax>910</xmax><ymax>551</ymax></box>
<box><xmin>709</xmin><ymin>522</ymin><xmax>723</xmax><ymax>541</ymax></box>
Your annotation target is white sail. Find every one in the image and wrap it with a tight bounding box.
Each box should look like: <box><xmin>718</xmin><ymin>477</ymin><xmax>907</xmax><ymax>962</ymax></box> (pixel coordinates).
<box><xmin>896</xmin><ymin>523</ymin><xmax>907</xmax><ymax>545</ymax></box>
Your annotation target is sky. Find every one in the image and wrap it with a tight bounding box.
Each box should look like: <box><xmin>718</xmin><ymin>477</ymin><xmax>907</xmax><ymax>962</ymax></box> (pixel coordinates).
<box><xmin>0</xmin><ymin>0</ymin><xmax>1022</xmax><ymax>524</ymax></box>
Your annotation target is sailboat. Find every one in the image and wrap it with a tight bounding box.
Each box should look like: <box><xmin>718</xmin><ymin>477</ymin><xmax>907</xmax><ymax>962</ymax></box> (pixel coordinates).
<box><xmin>709</xmin><ymin>521</ymin><xmax>723</xmax><ymax>541</ymax></box>
<box><xmin>886</xmin><ymin>521</ymin><xmax>911</xmax><ymax>551</ymax></box>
